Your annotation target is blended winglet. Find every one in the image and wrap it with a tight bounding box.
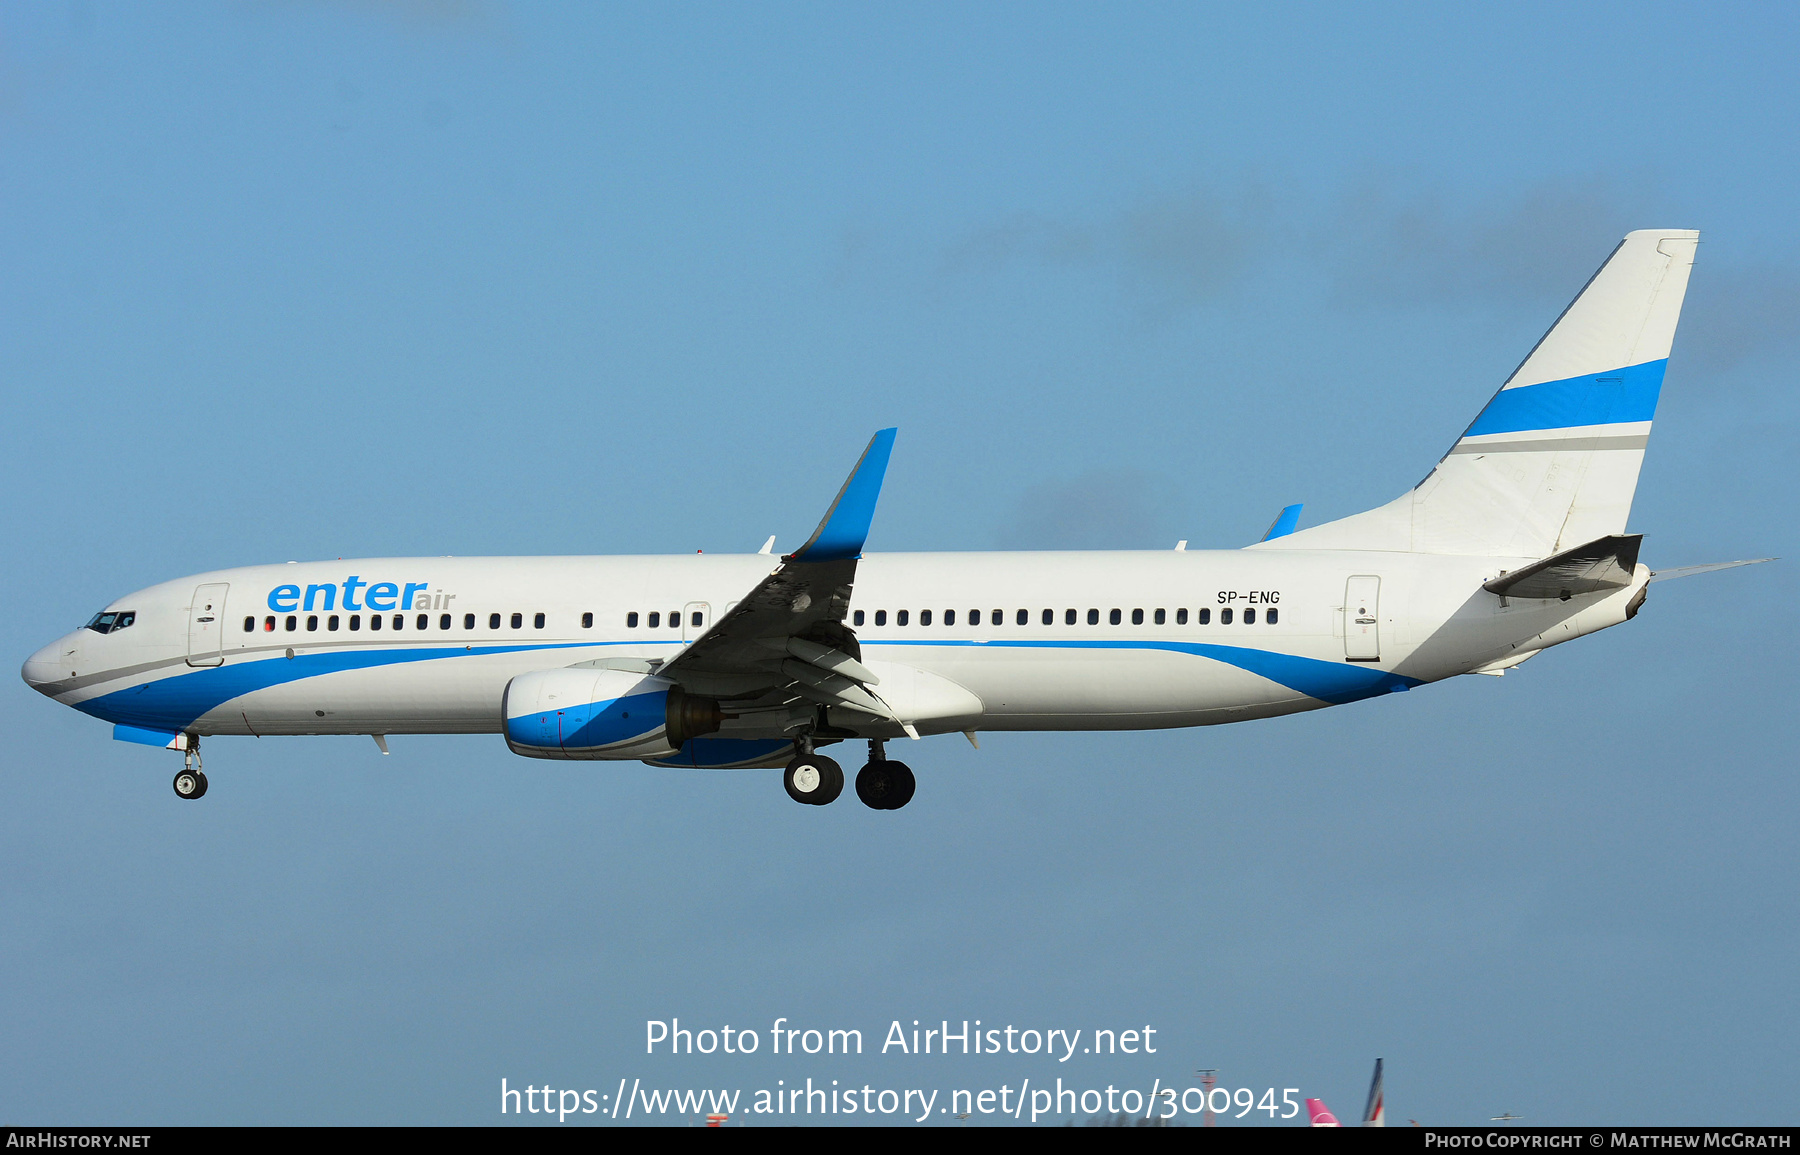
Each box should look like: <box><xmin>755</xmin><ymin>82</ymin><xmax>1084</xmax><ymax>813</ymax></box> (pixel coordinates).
<box><xmin>1260</xmin><ymin>503</ymin><xmax>1303</xmax><ymax>542</ymax></box>
<box><xmin>787</xmin><ymin>428</ymin><xmax>897</xmax><ymax>562</ymax></box>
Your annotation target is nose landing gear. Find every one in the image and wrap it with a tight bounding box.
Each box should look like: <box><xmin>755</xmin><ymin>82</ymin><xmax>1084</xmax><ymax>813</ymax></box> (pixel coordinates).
<box><xmin>172</xmin><ymin>741</ymin><xmax>207</xmax><ymax>800</ymax></box>
<box><xmin>855</xmin><ymin>739</ymin><xmax>915</xmax><ymax>810</ymax></box>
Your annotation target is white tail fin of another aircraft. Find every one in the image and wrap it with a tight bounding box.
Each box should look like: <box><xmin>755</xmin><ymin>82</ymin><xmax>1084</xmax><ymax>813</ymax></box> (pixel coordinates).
<box><xmin>1257</xmin><ymin>230</ymin><xmax>1699</xmax><ymax>558</ymax></box>
<box><xmin>1306</xmin><ymin>1057</ymin><xmax>1386</xmax><ymax>1128</ymax></box>
<box><xmin>1363</xmin><ymin>1057</ymin><xmax>1385</xmax><ymax>1127</ymax></box>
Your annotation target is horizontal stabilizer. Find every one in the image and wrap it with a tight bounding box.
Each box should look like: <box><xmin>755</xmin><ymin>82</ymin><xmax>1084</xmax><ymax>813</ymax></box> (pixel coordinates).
<box><xmin>1649</xmin><ymin>557</ymin><xmax>1775</xmax><ymax>583</ymax></box>
<box><xmin>1484</xmin><ymin>534</ymin><xmax>1642</xmax><ymax>599</ymax></box>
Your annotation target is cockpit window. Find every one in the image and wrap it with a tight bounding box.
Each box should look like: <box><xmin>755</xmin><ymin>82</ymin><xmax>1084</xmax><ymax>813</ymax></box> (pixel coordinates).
<box><xmin>84</xmin><ymin>611</ymin><xmax>134</xmax><ymax>634</ymax></box>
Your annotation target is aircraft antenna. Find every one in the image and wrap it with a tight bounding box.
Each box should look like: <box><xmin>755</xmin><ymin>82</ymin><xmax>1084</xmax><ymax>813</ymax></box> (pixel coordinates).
<box><xmin>1195</xmin><ymin>1069</ymin><xmax>1218</xmax><ymax>1127</ymax></box>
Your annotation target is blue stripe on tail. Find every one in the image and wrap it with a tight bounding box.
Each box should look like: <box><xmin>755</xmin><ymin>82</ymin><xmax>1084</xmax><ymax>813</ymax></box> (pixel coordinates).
<box><xmin>1463</xmin><ymin>359</ymin><xmax>1665</xmax><ymax>437</ymax></box>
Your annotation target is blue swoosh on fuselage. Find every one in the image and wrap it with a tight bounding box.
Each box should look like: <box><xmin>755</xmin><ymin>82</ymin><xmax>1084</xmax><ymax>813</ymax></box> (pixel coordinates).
<box><xmin>864</xmin><ymin>638</ymin><xmax>1419</xmax><ymax>705</ymax></box>
<box><xmin>77</xmin><ymin>637</ymin><xmax>1418</xmax><ymax>732</ymax></box>
<box><xmin>76</xmin><ymin>642</ymin><xmax>605</xmax><ymax>730</ymax></box>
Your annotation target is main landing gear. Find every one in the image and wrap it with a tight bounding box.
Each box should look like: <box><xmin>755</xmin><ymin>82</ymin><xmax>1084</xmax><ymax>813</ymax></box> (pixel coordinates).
<box><xmin>783</xmin><ymin>741</ymin><xmax>844</xmax><ymax>806</ymax></box>
<box><xmin>854</xmin><ymin>739</ymin><xmax>914</xmax><ymax>811</ymax></box>
<box><xmin>783</xmin><ymin>739</ymin><xmax>915</xmax><ymax>810</ymax></box>
<box><xmin>172</xmin><ymin>741</ymin><xmax>207</xmax><ymax>800</ymax></box>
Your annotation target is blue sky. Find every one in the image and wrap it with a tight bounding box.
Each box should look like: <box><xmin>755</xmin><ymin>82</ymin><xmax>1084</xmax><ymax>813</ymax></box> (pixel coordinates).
<box><xmin>3</xmin><ymin>1</ymin><xmax>1796</xmax><ymax>1125</ymax></box>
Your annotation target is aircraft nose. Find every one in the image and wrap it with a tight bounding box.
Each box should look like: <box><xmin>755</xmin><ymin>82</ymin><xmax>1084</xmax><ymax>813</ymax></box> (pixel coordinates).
<box><xmin>21</xmin><ymin>635</ymin><xmax>79</xmax><ymax>694</ymax></box>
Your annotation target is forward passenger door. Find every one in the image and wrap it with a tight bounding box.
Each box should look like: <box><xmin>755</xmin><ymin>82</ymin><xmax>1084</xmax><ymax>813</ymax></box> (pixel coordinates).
<box><xmin>186</xmin><ymin>583</ymin><xmax>230</xmax><ymax>668</ymax></box>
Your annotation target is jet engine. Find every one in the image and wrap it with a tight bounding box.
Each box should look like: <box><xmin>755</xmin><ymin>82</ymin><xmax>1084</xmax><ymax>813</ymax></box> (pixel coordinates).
<box><xmin>502</xmin><ymin>668</ymin><xmax>721</xmax><ymax>760</ymax></box>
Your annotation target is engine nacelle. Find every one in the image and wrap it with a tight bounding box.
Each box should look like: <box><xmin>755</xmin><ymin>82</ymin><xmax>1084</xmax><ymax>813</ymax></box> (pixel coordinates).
<box><xmin>503</xmin><ymin>668</ymin><xmax>720</xmax><ymax>760</ymax></box>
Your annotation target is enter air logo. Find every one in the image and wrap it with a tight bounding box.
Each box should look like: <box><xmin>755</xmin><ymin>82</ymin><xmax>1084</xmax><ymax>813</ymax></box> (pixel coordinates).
<box><xmin>267</xmin><ymin>577</ymin><xmax>439</xmax><ymax>613</ymax></box>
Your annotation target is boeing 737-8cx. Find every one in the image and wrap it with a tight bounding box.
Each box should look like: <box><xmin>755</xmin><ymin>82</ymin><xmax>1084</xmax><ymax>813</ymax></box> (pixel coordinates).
<box><xmin>21</xmin><ymin>230</ymin><xmax>1766</xmax><ymax>808</ymax></box>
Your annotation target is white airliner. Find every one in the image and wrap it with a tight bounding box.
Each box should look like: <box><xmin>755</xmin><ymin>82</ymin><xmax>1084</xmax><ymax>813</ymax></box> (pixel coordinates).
<box><xmin>21</xmin><ymin>230</ymin><xmax>1768</xmax><ymax>808</ymax></box>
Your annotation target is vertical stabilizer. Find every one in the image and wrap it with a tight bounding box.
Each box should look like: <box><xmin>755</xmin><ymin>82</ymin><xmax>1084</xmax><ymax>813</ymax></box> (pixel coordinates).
<box><xmin>1362</xmin><ymin>1058</ymin><xmax>1385</xmax><ymax>1127</ymax></box>
<box><xmin>1257</xmin><ymin>230</ymin><xmax>1698</xmax><ymax>558</ymax></box>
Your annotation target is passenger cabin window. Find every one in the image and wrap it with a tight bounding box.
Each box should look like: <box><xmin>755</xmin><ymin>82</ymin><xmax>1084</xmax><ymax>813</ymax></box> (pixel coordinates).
<box><xmin>944</xmin><ymin>609</ymin><xmax>956</xmax><ymax>626</ymax></box>
<box><xmin>286</xmin><ymin>616</ymin><xmax>297</xmax><ymax>631</ymax></box>
<box><xmin>1221</xmin><ymin>608</ymin><xmax>1234</xmax><ymax>625</ymax></box>
<box><xmin>1267</xmin><ymin>608</ymin><xmax>1279</xmax><ymax>625</ymax></box>
<box><xmin>349</xmin><ymin>615</ymin><xmax>361</xmax><ymax>631</ymax></box>
<box><xmin>627</xmin><ymin>612</ymin><xmax>639</xmax><ymax>628</ymax></box>
<box><xmin>968</xmin><ymin>609</ymin><xmax>979</xmax><ymax>625</ymax></box>
<box><xmin>534</xmin><ymin>613</ymin><xmax>546</xmax><ymax>629</ymax></box>
<box><xmin>667</xmin><ymin>612</ymin><xmax>679</xmax><ymax>629</ymax></box>
<box><xmin>1042</xmin><ymin>608</ymin><xmax>1053</xmax><ymax>625</ymax></box>
<box><xmin>466</xmin><ymin>613</ymin><xmax>476</xmax><ymax>629</ymax></box>
<box><xmin>440</xmin><ymin>614</ymin><xmax>452</xmax><ymax>630</ymax></box>
<box><xmin>370</xmin><ymin>614</ymin><xmax>382</xmax><ymax>631</ymax></box>
<box><xmin>690</xmin><ymin>611</ymin><xmax>702</xmax><ymax>627</ymax></box>
<box><xmin>1155</xmin><ymin>608</ymin><xmax>1166</xmax><ymax>625</ymax></box>
<box><xmin>1244</xmin><ymin>608</ymin><xmax>1256</xmax><ymax>625</ymax></box>
<box><xmin>1176</xmin><ymin>608</ymin><xmax>1188</xmax><ymax>625</ymax></box>
<box><xmin>244</xmin><ymin>616</ymin><xmax>255</xmax><ymax>632</ymax></box>
<box><xmin>1131</xmin><ymin>608</ymin><xmax>1144</xmax><ymax>625</ymax></box>
<box><xmin>1198</xmin><ymin>608</ymin><xmax>1211</xmax><ymax>625</ymax></box>
<box><xmin>1016</xmin><ymin>609</ymin><xmax>1028</xmax><ymax>626</ymax></box>
<box><xmin>853</xmin><ymin>610</ymin><xmax>865</xmax><ymax>626</ymax></box>
<box><xmin>511</xmin><ymin>612</ymin><xmax>523</xmax><ymax>629</ymax></box>
<box><xmin>991</xmin><ymin>609</ymin><xmax>1003</xmax><ymax>626</ymax></box>
<box><xmin>582</xmin><ymin>612</ymin><xmax>593</xmax><ymax>629</ymax></box>
<box><xmin>264</xmin><ymin>616</ymin><xmax>277</xmax><ymax>632</ymax></box>
<box><xmin>307</xmin><ymin>615</ymin><xmax>319</xmax><ymax>632</ymax></box>
<box><xmin>1087</xmin><ymin>609</ymin><xmax>1099</xmax><ymax>625</ymax></box>
<box><xmin>648</xmin><ymin>612</ymin><xmax>660</xmax><ymax>628</ymax></box>
<box><xmin>1065</xmin><ymin>609</ymin><xmax>1077</xmax><ymax>625</ymax></box>
<box><xmin>328</xmin><ymin>615</ymin><xmax>340</xmax><ymax>631</ymax></box>
<box><xmin>897</xmin><ymin>610</ymin><xmax>909</xmax><ymax>626</ymax></box>
<box><xmin>921</xmin><ymin>609</ymin><xmax>933</xmax><ymax>626</ymax></box>
<box><xmin>1109</xmin><ymin>609</ymin><xmax>1122</xmax><ymax>625</ymax></box>
<box><xmin>417</xmin><ymin>613</ymin><xmax>429</xmax><ymax>630</ymax></box>
<box><xmin>875</xmin><ymin>610</ymin><xmax>887</xmax><ymax>626</ymax></box>
<box><xmin>393</xmin><ymin>614</ymin><xmax>404</xmax><ymax>630</ymax></box>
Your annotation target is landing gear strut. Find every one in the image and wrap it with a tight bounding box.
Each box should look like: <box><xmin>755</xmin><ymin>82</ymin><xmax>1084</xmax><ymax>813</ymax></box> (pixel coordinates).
<box><xmin>173</xmin><ymin>740</ymin><xmax>207</xmax><ymax>800</ymax></box>
<box><xmin>783</xmin><ymin>738</ymin><xmax>844</xmax><ymax>806</ymax></box>
<box><xmin>855</xmin><ymin>739</ymin><xmax>915</xmax><ymax>810</ymax></box>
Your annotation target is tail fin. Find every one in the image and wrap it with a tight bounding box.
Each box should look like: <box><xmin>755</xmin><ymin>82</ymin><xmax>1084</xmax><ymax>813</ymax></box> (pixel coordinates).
<box><xmin>1362</xmin><ymin>1057</ymin><xmax>1385</xmax><ymax>1127</ymax></box>
<box><xmin>1259</xmin><ymin>230</ymin><xmax>1698</xmax><ymax>557</ymax></box>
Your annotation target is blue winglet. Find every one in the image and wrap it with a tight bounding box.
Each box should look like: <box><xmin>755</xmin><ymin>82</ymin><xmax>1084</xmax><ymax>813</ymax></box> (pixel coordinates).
<box><xmin>1261</xmin><ymin>503</ymin><xmax>1303</xmax><ymax>542</ymax></box>
<box><xmin>788</xmin><ymin>428</ymin><xmax>897</xmax><ymax>562</ymax></box>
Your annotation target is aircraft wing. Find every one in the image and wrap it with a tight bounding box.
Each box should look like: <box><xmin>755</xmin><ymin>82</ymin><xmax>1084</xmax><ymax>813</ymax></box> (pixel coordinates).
<box><xmin>656</xmin><ymin>429</ymin><xmax>908</xmax><ymax>729</ymax></box>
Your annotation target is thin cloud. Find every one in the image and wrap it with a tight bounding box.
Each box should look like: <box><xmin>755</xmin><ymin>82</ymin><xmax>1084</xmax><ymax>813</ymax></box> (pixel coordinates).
<box><xmin>997</xmin><ymin>471</ymin><xmax>1178</xmax><ymax>551</ymax></box>
<box><xmin>939</xmin><ymin>184</ymin><xmax>1272</xmax><ymax>311</ymax></box>
<box><xmin>851</xmin><ymin>174</ymin><xmax>1800</xmax><ymax>373</ymax></box>
<box><xmin>1676</xmin><ymin>263</ymin><xmax>1800</xmax><ymax>374</ymax></box>
<box><xmin>1317</xmin><ymin>177</ymin><xmax>1654</xmax><ymax>309</ymax></box>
